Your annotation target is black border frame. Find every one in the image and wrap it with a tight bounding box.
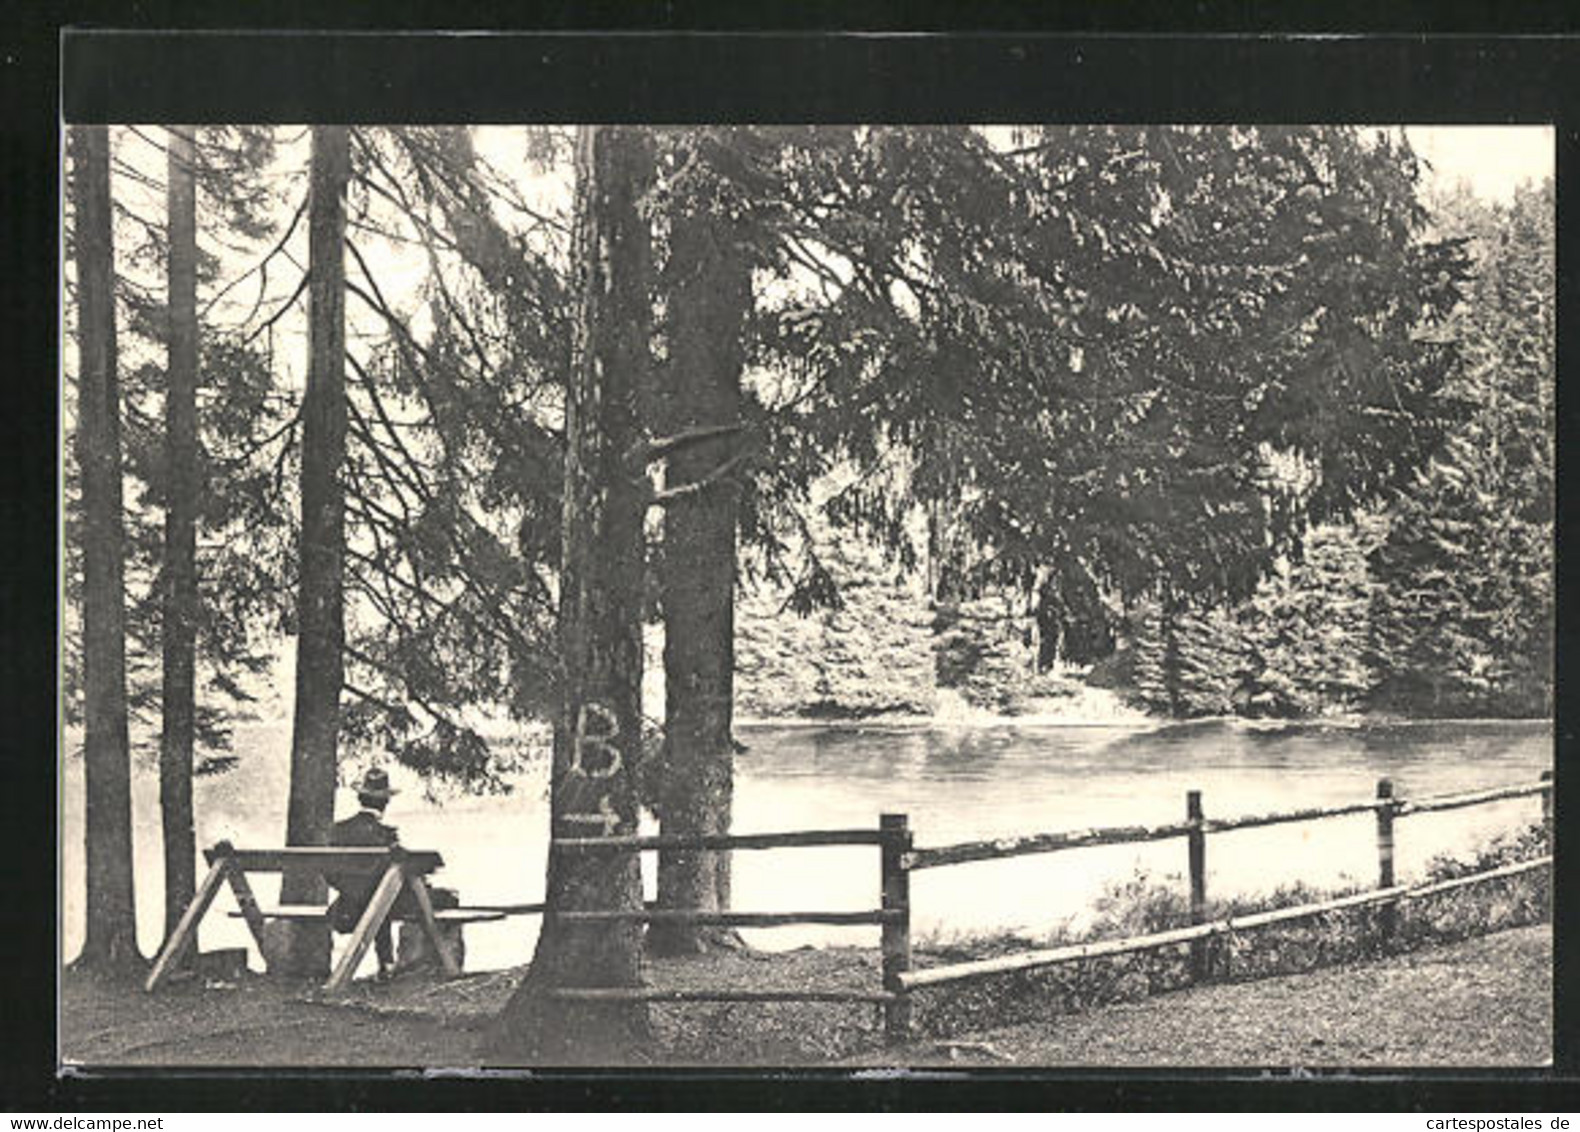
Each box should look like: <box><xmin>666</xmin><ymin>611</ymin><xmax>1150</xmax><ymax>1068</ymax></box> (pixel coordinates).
<box><xmin>10</xmin><ymin>19</ymin><xmax>1578</xmax><ymax>1113</ymax></box>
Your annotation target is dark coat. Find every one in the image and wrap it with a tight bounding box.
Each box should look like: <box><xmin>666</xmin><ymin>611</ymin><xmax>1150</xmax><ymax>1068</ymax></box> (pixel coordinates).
<box><xmin>326</xmin><ymin>809</ymin><xmax>402</xmax><ymax>933</ymax></box>
<box><xmin>332</xmin><ymin>809</ymin><xmax>399</xmax><ymax>851</ymax></box>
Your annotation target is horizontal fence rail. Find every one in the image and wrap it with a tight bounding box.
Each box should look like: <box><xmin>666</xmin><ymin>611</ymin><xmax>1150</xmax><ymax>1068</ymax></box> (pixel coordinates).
<box><xmin>1407</xmin><ymin>855</ymin><xmax>1551</xmax><ymax>899</ymax></box>
<box><xmin>454</xmin><ymin>901</ymin><xmax>547</xmax><ymax>916</ymax></box>
<box><xmin>552</xmin><ymin>909</ymin><xmax>901</xmax><ymax>926</ymax></box>
<box><xmin>907</xmin><ymin>821</ymin><xmax>1199</xmax><ymax>871</ymax></box>
<box><xmin>1399</xmin><ymin>781</ymin><xmax>1549</xmax><ymax>816</ymax></box>
<box><xmin>906</xmin><ymin>777</ymin><xmax>1551</xmax><ymax>871</ymax></box>
<box><xmin>900</xmin><ymin>854</ymin><xmax>1552</xmax><ymax>991</ymax></box>
<box><xmin>1205</xmin><ymin>799</ymin><xmax>1386</xmax><ymax>835</ymax></box>
<box><xmin>545</xmin><ymin>987</ymin><xmax>902</xmax><ymax>1004</ymax></box>
<box><xmin>552</xmin><ymin>828</ymin><xmax>887</xmax><ymax>852</ymax></box>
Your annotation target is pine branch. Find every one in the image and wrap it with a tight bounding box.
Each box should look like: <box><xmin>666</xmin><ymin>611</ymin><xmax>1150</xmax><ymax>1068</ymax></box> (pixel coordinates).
<box><xmin>240</xmin><ymin>269</ymin><xmax>310</xmax><ymax>347</ymax></box>
<box><xmin>638</xmin><ymin>422</ymin><xmax>746</xmax><ymax>464</ymax></box>
<box><xmin>208</xmin><ymin>400</ymin><xmax>303</xmax><ymax>470</ymax></box>
<box><xmin>343</xmin><ymin>635</ymin><xmax>479</xmax><ymax>748</ymax></box>
<box><xmin>345</xmin><ymin>353</ymin><xmax>441</xmax><ymax>487</ymax></box>
<box><xmin>650</xmin><ymin>450</ymin><xmax>752</xmax><ymax>507</ymax></box>
<box><xmin>201</xmin><ymin>191</ymin><xmax>308</xmax><ymax>320</ymax></box>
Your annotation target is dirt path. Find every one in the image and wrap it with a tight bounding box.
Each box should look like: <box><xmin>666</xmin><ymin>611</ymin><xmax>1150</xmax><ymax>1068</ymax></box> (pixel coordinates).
<box><xmin>853</xmin><ymin>925</ymin><xmax>1552</xmax><ymax>1068</ymax></box>
<box><xmin>60</xmin><ymin>948</ymin><xmax>886</xmax><ymax>1068</ymax></box>
<box><xmin>61</xmin><ymin>925</ymin><xmax>1549</xmax><ymax>1068</ymax></box>
<box><xmin>61</xmin><ymin>973</ymin><xmax>490</xmax><ymax>1068</ymax></box>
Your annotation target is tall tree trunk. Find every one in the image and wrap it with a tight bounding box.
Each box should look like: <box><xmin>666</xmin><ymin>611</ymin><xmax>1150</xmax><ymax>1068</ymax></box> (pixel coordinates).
<box><xmin>490</xmin><ymin>126</ymin><xmax>653</xmax><ymax>1063</ymax></box>
<box><xmin>159</xmin><ymin>126</ymin><xmax>199</xmax><ymax>941</ymax></box>
<box><xmin>1034</xmin><ymin>571</ymin><xmax>1057</xmax><ymax>674</ymax></box>
<box><xmin>649</xmin><ymin>196</ymin><xmax>750</xmax><ymax>956</ymax></box>
<box><xmin>281</xmin><ymin>125</ymin><xmax>348</xmax><ymax>977</ymax></box>
<box><xmin>1162</xmin><ymin>590</ymin><xmax>1184</xmax><ymax>719</ymax></box>
<box><xmin>72</xmin><ymin>124</ymin><xmax>142</xmax><ymax>973</ymax></box>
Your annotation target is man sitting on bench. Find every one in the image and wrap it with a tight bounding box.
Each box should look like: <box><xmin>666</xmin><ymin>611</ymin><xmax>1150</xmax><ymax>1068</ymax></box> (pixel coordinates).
<box><xmin>327</xmin><ymin>767</ymin><xmax>409</xmax><ymax>982</ymax></box>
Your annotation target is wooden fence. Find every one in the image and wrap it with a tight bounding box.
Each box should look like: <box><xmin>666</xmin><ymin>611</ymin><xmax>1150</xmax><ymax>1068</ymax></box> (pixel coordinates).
<box><xmin>543</xmin><ymin>814</ymin><xmax>915</xmax><ymax>1041</ymax></box>
<box><xmin>201</xmin><ymin>772</ymin><xmax>1545</xmax><ymax>1043</ymax></box>
<box><xmin>528</xmin><ymin>770</ymin><xmax>1549</xmax><ymax>1044</ymax></box>
<box><xmin>896</xmin><ymin>771</ymin><xmax>1553</xmax><ymax>1007</ymax></box>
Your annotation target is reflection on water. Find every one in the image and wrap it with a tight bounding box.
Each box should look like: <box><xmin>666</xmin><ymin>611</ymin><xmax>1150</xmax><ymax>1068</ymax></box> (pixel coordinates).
<box><xmin>61</xmin><ymin>718</ymin><xmax>1552</xmax><ymax>974</ymax></box>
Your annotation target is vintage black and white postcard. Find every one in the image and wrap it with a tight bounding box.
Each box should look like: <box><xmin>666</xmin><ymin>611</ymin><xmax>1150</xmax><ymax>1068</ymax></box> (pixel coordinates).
<box><xmin>49</xmin><ymin>31</ymin><xmax>1567</xmax><ymax>1097</ymax></box>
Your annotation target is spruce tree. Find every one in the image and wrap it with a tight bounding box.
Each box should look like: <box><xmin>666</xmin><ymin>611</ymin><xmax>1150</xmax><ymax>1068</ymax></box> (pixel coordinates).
<box><xmin>69</xmin><ymin>124</ymin><xmax>141</xmax><ymax>972</ymax></box>
<box><xmin>491</xmin><ymin>125</ymin><xmax>654</xmax><ymax>1063</ymax></box>
<box><xmin>280</xmin><ymin>125</ymin><xmax>349</xmax><ymax>976</ymax></box>
<box><xmin>1369</xmin><ymin>179</ymin><xmax>1553</xmax><ymax>716</ymax></box>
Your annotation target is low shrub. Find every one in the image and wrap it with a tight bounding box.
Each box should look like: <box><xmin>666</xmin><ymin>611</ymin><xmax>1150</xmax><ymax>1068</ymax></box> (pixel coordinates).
<box><xmin>909</xmin><ymin>823</ymin><xmax>1549</xmax><ymax>1037</ymax></box>
<box><xmin>1395</xmin><ymin>822</ymin><xmax>1551</xmax><ymax>950</ymax></box>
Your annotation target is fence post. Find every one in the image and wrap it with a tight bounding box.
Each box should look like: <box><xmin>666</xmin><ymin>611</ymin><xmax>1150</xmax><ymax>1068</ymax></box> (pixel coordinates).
<box><xmin>1186</xmin><ymin>789</ymin><xmax>1208</xmax><ymax>981</ymax></box>
<box><xmin>1376</xmin><ymin>778</ymin><xmax>1397</xmax><ymax>945</ymax></box>
<box><xmin>880</xmin><ymin>812</ymin><xmax>912</xmax><ymax>1045</ymax></box>
<box><xmin>1540</xmin><ymin>770</ymin><xmax>1554</xmax><ymax>847</ymax></box>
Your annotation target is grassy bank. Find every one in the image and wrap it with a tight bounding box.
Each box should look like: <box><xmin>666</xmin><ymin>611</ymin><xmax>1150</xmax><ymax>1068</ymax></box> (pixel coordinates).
<box><xmin>906</xmin><ymin>822</ymin><xmax>1548</xmax><ymax>1037</ymax></box>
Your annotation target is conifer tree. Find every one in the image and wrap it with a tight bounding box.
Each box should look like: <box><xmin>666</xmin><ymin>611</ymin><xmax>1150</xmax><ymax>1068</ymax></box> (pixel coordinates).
<box><xmin>1370</xmin><ymin>179</ymin><xmax>1553</xmax><ymax>717</ymax></box>
<box><xmin>69</xmin><ymin>124</ymin><xmax>141</xmax><ymax>972</ymax></box>
<box><xmin>280</xmin><ymin>124</ymin><xmax>349</xmax><ymax>976</ymax></box>
<box><xmin>492</xmin><ymin>125</ymin><xmax>654</xmax><ymax>1063</ymax></box>
<box><xmin>1239</xmin><ymin>522</ymin><xmax>1379</xmax><ymax>717</ymax></box>
<box><xmin>159</xmin><ymin>125</ymin><xmax>200</xmax><ymax>934</ymax></box>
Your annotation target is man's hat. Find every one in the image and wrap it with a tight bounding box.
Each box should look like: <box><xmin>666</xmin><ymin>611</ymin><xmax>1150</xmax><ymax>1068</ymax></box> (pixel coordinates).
<box><xmin>352</xmin><ymin>767</ymin><xmax>399</xmax><ymax>800</ymax></box>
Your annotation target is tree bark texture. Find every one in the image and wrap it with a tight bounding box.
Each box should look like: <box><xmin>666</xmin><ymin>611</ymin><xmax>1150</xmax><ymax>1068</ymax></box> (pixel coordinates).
<box><xmin>281</xmin><ymin>125</ymin><xmax>349</xmax><ymax>976</ymax></box>
<box><xmin>160</xmin><ymin>126</ymin><xmax>200</xmax><ymax>940</ymax></box>
<box><xmin>649</xmin><ymin>194</ymin><xmax>751</xmax><ymax>956</ymax></box>
<box><xmin>491</xmin><ymin>126</ymin><xmax>654</xmax><ymax>1063</ymax></box>
<box><xmin>72</xmin><ymin>124</ymin><xmax>142</xmax><ymax>972</ymax></box>
<box><xmin>1162</xmin><ymin>592</ymin><xmax>1183</xmax><ymax>719</ymax></box>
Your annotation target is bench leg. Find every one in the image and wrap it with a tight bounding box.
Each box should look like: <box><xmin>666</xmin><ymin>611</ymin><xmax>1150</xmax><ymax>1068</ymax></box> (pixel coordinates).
<box><xmin>145</xmin><ymin>858</ymin><xmax>231</xmax><ymax>992</ymax></box>
<box><xmin>324</xmin><ymin>863</ymin><xmax>405</xmax><ymax>993</ymax></box>
<box><xmin>222</xmin><ymin>862</ymin><xmax>270</xmax><ymax>960</ymax></box>
<box><xmin>404</xmin><ymin>873</ymin><xmax>461</xmax><ymax>978</ymax></box>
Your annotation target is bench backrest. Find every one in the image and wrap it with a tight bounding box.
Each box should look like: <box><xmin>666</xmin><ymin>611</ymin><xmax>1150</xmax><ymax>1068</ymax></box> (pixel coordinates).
<box><xmin>205</xmin><ymin>845</ymin><xmax>445</xmax><ymax>874</ymax></box>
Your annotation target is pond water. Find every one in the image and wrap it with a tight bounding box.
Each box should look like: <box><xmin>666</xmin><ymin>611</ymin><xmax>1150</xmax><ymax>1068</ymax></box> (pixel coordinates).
<box><xmin>60</xmin><ymin>717</ymin><xmax>1552</xmax><ymax>976</ymax></box>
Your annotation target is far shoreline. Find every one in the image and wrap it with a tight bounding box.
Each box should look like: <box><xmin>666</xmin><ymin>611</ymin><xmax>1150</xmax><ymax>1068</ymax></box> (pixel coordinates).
<box><xmin>734</xmin><ymin>712</ymin><xmax>1556</xmax><ymax>732</ymax></box>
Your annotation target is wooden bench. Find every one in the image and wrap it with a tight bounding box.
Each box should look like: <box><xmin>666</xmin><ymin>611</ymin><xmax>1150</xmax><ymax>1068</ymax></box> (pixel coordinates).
<box><xmin>145</xmin><ymin>842</ymin><xmax>478</xmax><ymax>995</ymax></box>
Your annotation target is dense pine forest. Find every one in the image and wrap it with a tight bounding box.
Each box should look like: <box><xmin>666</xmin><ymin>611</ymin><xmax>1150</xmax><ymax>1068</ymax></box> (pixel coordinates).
<box><xmin>738</xmin><ymin>177</ymin><xmax>1552</xmax><ymax>723</ymax></box>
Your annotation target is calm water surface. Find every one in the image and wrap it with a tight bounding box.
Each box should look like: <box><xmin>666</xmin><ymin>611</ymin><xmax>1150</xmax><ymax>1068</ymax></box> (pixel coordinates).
<box><xmin>61</xmin><ymin>718</ymin><xmax>1551</xmax><ymax>974</ymax></box>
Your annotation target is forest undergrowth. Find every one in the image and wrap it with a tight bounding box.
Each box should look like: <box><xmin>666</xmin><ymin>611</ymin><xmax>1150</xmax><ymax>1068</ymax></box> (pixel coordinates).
<box><xmin>903</xmin><ymin>822</ymin><xmax>1548</xmax><ymax>1039</ymax></box>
